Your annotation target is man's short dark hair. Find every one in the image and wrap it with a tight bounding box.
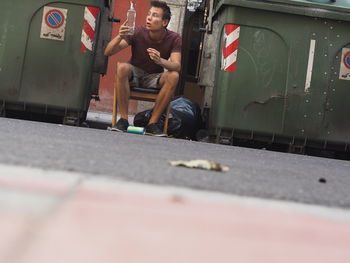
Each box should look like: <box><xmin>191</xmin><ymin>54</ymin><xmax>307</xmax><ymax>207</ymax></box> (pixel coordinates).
<box><xmin>150</xmin><ymin>1</ymin><xmax>171</xmax><ymax>21</ymax></box>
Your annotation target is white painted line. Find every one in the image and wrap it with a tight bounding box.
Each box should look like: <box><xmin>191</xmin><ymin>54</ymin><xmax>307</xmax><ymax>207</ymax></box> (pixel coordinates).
<box><xmin>305</xmin><ymin>39</ymin><xmax>316</xmax><ymax>92</ymax></box>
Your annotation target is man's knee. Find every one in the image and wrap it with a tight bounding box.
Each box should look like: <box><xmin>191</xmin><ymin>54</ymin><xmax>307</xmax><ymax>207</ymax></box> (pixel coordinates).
<box><xmin>162</xmin><ymin>71</ymin><xmax>179</xmax><ymax>87</ymax></box>
<box><xmin>116</xmin><ymin>63</ymin><xmax>131</xmax><ymax>79</ymax></box>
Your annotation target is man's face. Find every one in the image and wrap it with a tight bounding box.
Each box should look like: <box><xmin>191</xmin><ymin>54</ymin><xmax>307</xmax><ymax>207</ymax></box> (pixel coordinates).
<box><xmin>146</xmin><ymin>7</ymin><xmax>168</xmax><ymax>31</ymax></box>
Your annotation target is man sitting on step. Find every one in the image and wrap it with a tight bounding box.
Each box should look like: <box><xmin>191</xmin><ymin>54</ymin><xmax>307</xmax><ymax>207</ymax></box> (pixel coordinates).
<box><xmin>104</xmin><ymin>0</ymin><xmax>182</xmax><ymax>136</ymax></box>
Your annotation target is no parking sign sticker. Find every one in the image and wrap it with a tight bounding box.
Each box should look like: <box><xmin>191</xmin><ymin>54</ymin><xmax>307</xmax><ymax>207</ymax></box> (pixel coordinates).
<box><xmin>40</xmin><ymin>6</ymin><xmax>68</xmax><ymax>41</ymax></box>
<box><xmin>339</xmin><ymin>48</ymin><xmax>350</xmax><ymax>81</ymax></box>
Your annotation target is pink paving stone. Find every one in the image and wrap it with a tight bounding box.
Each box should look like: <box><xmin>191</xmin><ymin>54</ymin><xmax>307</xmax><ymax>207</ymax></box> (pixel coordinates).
<box><xmin>16</xmin><ymin>187</ymin><xmax>350</xmax><ymax>263</ymax></box>
<box><xmin>0</xmin><ymin>214</ymin><xmax>34</xmax><ymax>262</ymax></box>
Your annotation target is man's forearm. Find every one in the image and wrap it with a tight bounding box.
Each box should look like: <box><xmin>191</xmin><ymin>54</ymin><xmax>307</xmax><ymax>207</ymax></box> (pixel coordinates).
<box><xmin>158</xmin><ymin>58</ymin><xmax>181</xmax><ymax>72</ymax></box>
<box><xmin>104</xmin><ymin>35</ymin><xmax>124</xmax><ymax>56</ymax></box>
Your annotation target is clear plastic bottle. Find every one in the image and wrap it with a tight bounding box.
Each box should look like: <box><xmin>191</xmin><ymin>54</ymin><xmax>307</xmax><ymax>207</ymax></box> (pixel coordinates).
<box><xmin>126</xmin><ymin>1</ymin><xmax>136</xmax><ymax>35</ymax></box>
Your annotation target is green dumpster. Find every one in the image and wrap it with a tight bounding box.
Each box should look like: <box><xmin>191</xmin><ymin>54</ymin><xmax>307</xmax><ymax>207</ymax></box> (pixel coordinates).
<box><xmin>209</xmin><ymin>0</ymin><xmax>350</xmax><ymax>151</ymax></box>
<box><xmin>0</xmin><ymin>0</ymin><xmax>113</xmax><ymax>124</ymax></box>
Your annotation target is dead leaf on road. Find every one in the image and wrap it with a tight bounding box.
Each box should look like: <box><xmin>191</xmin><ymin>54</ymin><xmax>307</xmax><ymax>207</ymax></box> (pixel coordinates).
<box><xmin>169</xmin><ymin>159</ymin><xmax>229</xmax><ymax>172</ymax></box>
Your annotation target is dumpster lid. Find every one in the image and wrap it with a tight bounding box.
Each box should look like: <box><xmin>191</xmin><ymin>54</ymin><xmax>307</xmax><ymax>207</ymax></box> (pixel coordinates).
<box><xmin>215</xmin><ymin>0</ymin><xmax>350</xmax><ymax>22</ymax></box>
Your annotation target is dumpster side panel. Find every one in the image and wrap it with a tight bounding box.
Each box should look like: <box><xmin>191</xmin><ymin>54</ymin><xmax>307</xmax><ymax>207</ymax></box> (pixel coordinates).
<box><xmin>19</xmin><ymin>3</ymin><xmax>95</xmax><ymax>110</ymax></box>
<box><xmin>0</xmin><ymin>0</ymin><xmax>106</xmax><ymax>119</ymax></box>
<box><xmin>324</xmin><ymin>32</ymin><xmax>350</xmax><ymax>142</ymax></box>
<box><xmin>285</xmin><ymin>18</ymin><xmax>350</xmax><ymax>144</ymax></box>
<box><xmin>0</xmin><ymin>2</ymin><xmax>29</xmax><ymax>101</ymax></box>
<box><xmin>211</xmin><ymin>6</ymin><xmax>289</xmax><ymax>134</ymax></box>
<box><xmin>283</xmin><ymin>17</ymin><xmax>330</xmax><ymax>139</ymax></box>
<box><xmin>209</xmin><ymin>3</ymin><xmax>350</xmax><ymax>149</ymax></box>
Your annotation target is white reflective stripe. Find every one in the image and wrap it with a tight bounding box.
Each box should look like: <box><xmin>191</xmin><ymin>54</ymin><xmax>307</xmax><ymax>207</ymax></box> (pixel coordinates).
<box><xmin>81</xmin><ymin>30</ymin><xmax>93</xmax><ymax>51</ymax></box>
<box><xmin>224</xmin><ymin>49</ymin><xmax>238</xmax><ymax>70</ymax></box>
<box><xmin>84</xmin><ymin>7</ymin><xmax>96</xmax><ymax>31</ymax></box>
<box><xmin>226</xmin><ymin>27</ymin><xmax>240</xmax><ymax>47</ymax></box>
<box><xmin>305</xmin><ymin>39</ymin><xmax>316</xmax><ymax>92</ymax></box>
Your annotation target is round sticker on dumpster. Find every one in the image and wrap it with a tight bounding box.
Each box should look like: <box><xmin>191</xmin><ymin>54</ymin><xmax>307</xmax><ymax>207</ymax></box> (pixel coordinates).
<box><xmin>344</xmin><ymin>51</ymin><xmax>350</xmax><ymax>70</ymax></box>
<box><xmin>45</xmin><ymin>9</ymin><xmax>65</xmax><ymax>28</ymax></box>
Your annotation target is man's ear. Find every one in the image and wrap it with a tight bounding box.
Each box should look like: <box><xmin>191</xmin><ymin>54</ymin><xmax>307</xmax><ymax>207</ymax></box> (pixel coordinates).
<box><xmin>162</xmin><ymin>19</ymin><xmax>169</xmax><ymax>28</ymax></box>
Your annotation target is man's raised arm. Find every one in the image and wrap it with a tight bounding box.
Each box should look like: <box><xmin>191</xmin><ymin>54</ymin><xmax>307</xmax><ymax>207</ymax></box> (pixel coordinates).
<box><xmin>104</xmin><ymin>20</ymin><xmax>130</xmax><ymax>56</ymax></box>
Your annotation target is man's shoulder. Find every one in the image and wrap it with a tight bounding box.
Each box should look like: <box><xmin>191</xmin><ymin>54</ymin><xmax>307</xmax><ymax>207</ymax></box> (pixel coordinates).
<box><xmin>135</xmin><ymin>26</ymin><xmax>147</xmax><ymax>34</ymax></box>
<box><xmin>166</xmin><ymin>29</ymin><xmax>181</xmax><ymax>39</ymax></box>
<box><xmin>129</xmin><ymin>26</ymin><xmax>146</xmax><ymax>39</ymax></box>
<box><xmin>125</xmin><ymin>26</ymin><xmax>146</xmax><ymax>44</ymax></box>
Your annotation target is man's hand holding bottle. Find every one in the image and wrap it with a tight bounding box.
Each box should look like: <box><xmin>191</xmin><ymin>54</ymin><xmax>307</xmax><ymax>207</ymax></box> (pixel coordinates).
<box><xmin>119</xmin><ymin>20</ymin><xmax>133</xmax><ymax>39</ymax></box>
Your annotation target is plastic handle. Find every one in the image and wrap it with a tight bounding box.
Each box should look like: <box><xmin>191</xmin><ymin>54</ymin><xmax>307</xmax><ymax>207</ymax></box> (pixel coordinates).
<box><xmin>108</xmin><ymin>17</ymin><xmax>121</xmax><ymax>23</ymax></box>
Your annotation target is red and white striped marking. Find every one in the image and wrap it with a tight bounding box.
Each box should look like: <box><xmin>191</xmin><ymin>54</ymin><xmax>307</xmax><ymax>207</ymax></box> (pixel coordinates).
<box><xmin>221</xmin><ymin>24</ymin><xmax>240</xmax><ymax>72</ymax></box>
<box><xmin>81</xmin><ymin>6</ymin><xmax>100</xmax><ymax>53</ymax></box>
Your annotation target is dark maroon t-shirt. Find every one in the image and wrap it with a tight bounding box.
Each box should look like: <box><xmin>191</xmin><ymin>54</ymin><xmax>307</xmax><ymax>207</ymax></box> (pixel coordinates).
<box><xmin>125</xmin><ymin>26</ymin><xmax>182</xmax><ymax>74</ymax></box>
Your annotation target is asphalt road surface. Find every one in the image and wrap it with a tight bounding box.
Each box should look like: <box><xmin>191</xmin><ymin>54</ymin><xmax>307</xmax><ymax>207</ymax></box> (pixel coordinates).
<box><xmin>0</xmin><ymin>117</ymin><xmax>349</xmax><ymax>209</ymax></box>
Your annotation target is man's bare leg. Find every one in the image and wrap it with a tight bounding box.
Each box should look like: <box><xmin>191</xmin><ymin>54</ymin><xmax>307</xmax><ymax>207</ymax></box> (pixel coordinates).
<box><xmin>149</xmin><ymin>71</ymin><xmax>179</xmax><ymax>124</ymax></box>
<box><xmin>115</xmin><ymin>62</ymin><xmax>132</xmax><ymax>120</ymax></box>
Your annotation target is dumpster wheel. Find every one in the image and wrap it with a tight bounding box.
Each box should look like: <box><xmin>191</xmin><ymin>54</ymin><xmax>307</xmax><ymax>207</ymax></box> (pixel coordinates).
<box><xmin>63</xmin><ymin>116</ymin><xmax>81</xmax><ymax>127</ymax></box>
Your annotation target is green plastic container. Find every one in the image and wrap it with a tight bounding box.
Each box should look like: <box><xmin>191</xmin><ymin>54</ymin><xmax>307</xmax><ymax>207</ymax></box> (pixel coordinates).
<box><xmin>0</xmin><ymin>0</ymin><xmax>112</xmax><ymax>123</ymax></box>
<box><xmin>210</xmin><ymin>0</ymin><xmax>350</xmax><ymax>151</ymax></box>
